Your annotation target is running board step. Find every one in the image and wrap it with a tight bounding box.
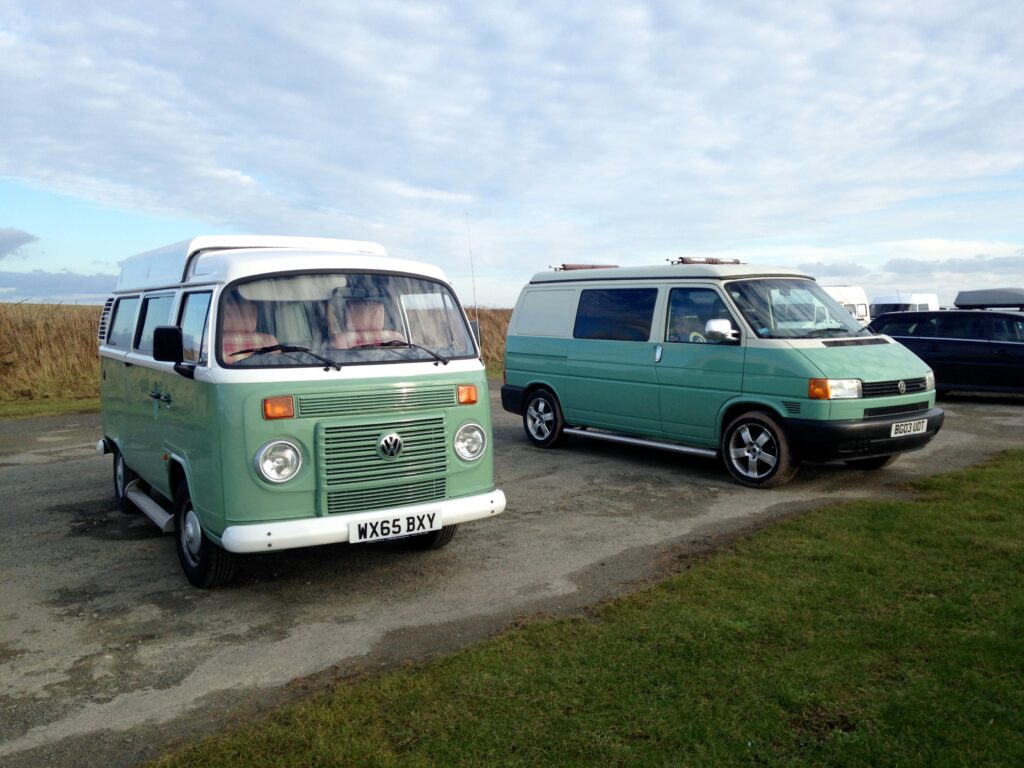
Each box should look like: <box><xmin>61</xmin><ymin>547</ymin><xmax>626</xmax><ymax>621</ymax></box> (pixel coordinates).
<box><xmin>563</xmin><ymin>427</ymin><xmax>719</xmax><ymax>458</ymax></box>
<box><xmin>125</xmin><ymin>480</ymin><xmax>174</xmax><ymax>533</ymax></box>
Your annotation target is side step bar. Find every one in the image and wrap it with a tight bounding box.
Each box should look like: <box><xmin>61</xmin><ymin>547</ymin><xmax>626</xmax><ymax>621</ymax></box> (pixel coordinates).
<box><xmin>562</xmin><ymin>427</ymin><xmax>719</xmax><ymax>458</ymax></box>
<box><xmin>125</xmin><ymin>480</ymin><xmax>174</xmax><ymax>533</ymax></box>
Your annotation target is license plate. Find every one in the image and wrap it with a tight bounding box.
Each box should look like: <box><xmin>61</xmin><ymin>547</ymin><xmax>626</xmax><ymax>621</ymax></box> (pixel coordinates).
<box><xmin>349</xmin><ymin>511</ymin><xmax>441</xmax><ymax>544</ymax></box>
<box><xmin>891</xmin><ymin>419</ymin><xmax>928</xmax><ymax>438</ymax></box>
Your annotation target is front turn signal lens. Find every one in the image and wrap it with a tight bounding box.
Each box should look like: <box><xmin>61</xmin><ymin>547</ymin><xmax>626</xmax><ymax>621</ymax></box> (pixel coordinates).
<box><xmin>808</xmin><ymin>378</ymin><xmax>862</xmax><ymax>400</ymax></box>
<box><xmin>457</xmin><ymin>385</ymin><xmax>478</xmax><ymax>405</ymax></box>
<box><xmin>263</xmin><ymin>395</ymin><xmax>295</xmax><ymax>420</ymax></box>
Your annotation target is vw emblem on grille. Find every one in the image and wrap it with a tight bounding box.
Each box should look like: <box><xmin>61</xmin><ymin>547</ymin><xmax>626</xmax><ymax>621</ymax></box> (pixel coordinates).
<box><xmin>897</xmin><ymin>380</ymin><xmax>907</xmax><ymax>394</ymax></box>
<box><xmin>378</xmin><ymin>433</ymin><xmax>403</xmax><ymax>459</ymax></box>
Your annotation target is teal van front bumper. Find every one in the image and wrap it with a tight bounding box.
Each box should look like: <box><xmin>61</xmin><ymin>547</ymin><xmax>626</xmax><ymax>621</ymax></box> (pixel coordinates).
<box><xmin>786</xmin><ymin>407</ymin><xmax>944</xmax><ymax>462</ymax></box>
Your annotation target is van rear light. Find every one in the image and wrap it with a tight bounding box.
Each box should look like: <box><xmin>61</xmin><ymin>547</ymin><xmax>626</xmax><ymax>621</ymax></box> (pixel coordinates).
<box><xmin>457</xmin><ymin>385</ymin><xmax>478</xmax><ymax>405</ymax></box>
<box><xmin>263</xmin><ymin>396</ymin><xmax>295</xmax><ymax>419</ymax></box>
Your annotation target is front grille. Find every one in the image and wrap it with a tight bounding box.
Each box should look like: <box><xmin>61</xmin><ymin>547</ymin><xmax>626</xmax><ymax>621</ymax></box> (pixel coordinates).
<box><xmin>864</xmin><ymin>401</ymin><xmax>929</xmax><ymax>419</ymax></box>
<box><xmin>300</xmin><ymin>386</ymin><xmax>456</xmax><ymax>418</ymax></box>
<box><xmin>319</xmin><ymin>417</ymin><xmax>447</xmax><ymax>486</ymax></box>
<box><xmin>326</xmin><ymin>478</ymin><xmax>447</xmax><ymax>515</ymax></box>
<box><xmin>861</xmin><ymin>378</ymin><xmax>928</xmax><ymax>398</ymax></box>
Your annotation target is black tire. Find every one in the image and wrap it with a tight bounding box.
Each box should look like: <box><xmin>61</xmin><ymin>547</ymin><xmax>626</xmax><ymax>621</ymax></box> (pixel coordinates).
<box><xmin>522</xmin><ymin>388</ymin><xmax>565</xmax><ymax>448</ymax></box>
<box><xmin>409</xmin><ymin>524</ymin><xmax>458</xmax><ymax>551</ymax></box>
<box><xmin>844</xmin><ymin>455</ymin><xmax>898</xmax><ymax>470</ymax></box>
<box><xmin>722</xmin><ymin>411</ymin><xmax>798</xmax><ymax>488</ymax></box>
<box><xmin>174</xmin><ymin>482</ymin><xmax>236</xmax><ymax>589</ymax></box>
<box><xmin>113</xmin><ymin>449</ymin><xmax>138</xmax><ymax>514</ymax></box>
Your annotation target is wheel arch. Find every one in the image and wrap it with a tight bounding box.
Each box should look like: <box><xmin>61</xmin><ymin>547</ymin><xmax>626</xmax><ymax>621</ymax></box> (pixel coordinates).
<box><xmin>717</xmin><ymin>399</ymin><xmax>789</xmax><ymax>441</ymax></box>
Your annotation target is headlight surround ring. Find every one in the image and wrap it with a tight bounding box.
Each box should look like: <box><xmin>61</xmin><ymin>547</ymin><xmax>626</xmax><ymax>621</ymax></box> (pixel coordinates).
<box><xmin>254</xmin><ymin>440</ymin><xmax>303</xmax><ymax>483</ymax></box>
<box><xmin>454</xmin><ymin>423</ymin><xmax>487</xmax><ymax>461</ymax></box>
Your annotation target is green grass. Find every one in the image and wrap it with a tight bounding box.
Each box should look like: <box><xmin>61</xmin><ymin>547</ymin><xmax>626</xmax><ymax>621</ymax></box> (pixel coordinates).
<box><xmin>150</xmin><ymin>451</ymin><xmax>1024</xmax><ymax>767</ymax></box>
<box><xmin>0</xmin><ymin>396</ymin><xmax>100</xmax><ymax>420</ymax></box>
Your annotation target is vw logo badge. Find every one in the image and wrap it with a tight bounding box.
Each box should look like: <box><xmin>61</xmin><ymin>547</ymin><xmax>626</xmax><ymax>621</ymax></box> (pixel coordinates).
<box><xmin>897</xmin><ymin>380</ymin><xmax>907</xmax><ymax>394</ymax></box>
<box><xmin>379</xmin><ymin>433</ymin><xmax>403</xmax><ymax>459</ymax></box>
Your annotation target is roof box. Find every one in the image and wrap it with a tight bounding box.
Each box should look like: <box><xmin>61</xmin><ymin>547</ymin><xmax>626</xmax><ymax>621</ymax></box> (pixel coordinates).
<box><xmin>953</xmin><ymin>288</ymin><xmax>1024</xmax><ymax>310</ymax></box>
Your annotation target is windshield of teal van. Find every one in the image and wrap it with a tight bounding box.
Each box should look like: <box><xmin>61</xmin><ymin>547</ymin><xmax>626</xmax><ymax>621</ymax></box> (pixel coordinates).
<box><xmin>726</xmin><ymin>278</ymin><xmax>867</xmax><ymax>339</ymax></box>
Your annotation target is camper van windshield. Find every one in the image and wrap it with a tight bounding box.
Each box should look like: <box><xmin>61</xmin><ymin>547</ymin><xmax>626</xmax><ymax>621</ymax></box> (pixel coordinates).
<box><xmin>727</xmin><ymin>278</ymin><xmax>867</xmax><ymax>340</ymax></box>
<box><xmin>219</xmin><ymin>272</ymin><xmax>476</xmax><ymax>367</ymax></box>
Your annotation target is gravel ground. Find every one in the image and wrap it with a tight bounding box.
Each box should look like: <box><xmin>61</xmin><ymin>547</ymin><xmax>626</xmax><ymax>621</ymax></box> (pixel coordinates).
<box><xmin>1</xmin><ymin>385</ymin><xmax>1022</xmax><ymax>767</ymax></box>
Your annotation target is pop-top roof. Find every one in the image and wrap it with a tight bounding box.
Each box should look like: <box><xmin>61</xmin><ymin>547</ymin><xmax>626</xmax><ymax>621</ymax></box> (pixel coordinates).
<box><xmin>529</xmin><ymin>262</ymin><xmax>811</xmax><ymax>284</ymax></box>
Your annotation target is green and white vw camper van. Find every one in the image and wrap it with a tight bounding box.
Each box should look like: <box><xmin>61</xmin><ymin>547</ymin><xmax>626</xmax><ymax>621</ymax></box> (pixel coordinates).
<box><xmin>98</xmin><ymin>236</ymin><xmax>505</xmax><ymax>587</ymax></box>
<box><xmin>501</xmin><ymin>260</ymin><xmax>944</xmax><ymax>488</ymax></box>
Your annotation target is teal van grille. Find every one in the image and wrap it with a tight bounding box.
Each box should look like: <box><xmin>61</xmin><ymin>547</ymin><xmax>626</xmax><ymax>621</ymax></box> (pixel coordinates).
<box><xmin>319</xmin><ymin>417</ymin><xmax>448</xmax><ymax>485</ymax></box>
<box><xmin>862</xmin><ymin>377</ymin><xmax>928</xmax><ymax>397</ymax></box>
<box><xmin>864</xmin><ymin>401</ymin><xmax>929</xmax><ymax>419</ymax></box>
<box><xmin>326</xmin><ymin>478</ymin><xmax>447</xmax><ymax>515</ymax></box>
<box><xmin>299</xmin><ymin>386</ymin><xmax>456</xmax><ymax>417</ymax></box>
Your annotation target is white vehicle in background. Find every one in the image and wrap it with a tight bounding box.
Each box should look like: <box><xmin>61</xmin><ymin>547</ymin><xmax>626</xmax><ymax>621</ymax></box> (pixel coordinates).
<box><xmin>869</xmin><ymin>292</ymin><xmax>940</xmax><ymax>317</ymax></box>
<box><xmin>822</xmin><ymin>285</ymin><xmax>870</xmax><ymax>325</ymax></box>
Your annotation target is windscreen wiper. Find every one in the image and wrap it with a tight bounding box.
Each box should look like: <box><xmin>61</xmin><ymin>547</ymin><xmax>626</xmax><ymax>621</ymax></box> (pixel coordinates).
<box><xmin>802</xmin><ymin>327</ymin><xmax>851</xmax><ymax>339</ymax></box>
<box><xmin>230</xmin><ymin>344</ymin><xmax>341</xmax><ymax>371</ymax></box>
<box><xmin>353</xmin><ymin>340</ymin><xmax>450</xmax><ymax>365</ymax></box>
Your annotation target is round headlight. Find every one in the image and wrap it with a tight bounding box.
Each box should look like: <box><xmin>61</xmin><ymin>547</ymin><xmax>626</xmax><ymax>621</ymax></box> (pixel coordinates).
<box><xmin>255</xmin><ymin>440</ymin><xmax>302</xmax><ymax>483</ymax></box>
<box><xmin>454</xmin><ymin>423</ymin><xmax>487</xmax><ymax>461</ymax></box>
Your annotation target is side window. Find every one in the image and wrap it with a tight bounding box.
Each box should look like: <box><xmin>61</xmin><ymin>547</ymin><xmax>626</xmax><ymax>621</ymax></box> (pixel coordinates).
<box><xmin>134</xmin><ymin>294</ymin><xmax>176</xmax><ymax>355</ymax></box>
<box><xmin>179</xmin><ymin>292</ymin><xmax>212</xmax><ymax>363</ymax></box>
<box><xmin>874</xmin><ymin>316</ymin><xmax>918</xmax><ymax>336</ymax></box>
<box><xmin>986</xmin><ymin>316</ymin><xmax>1024</xmax><ymax>343</ymax></box>
<box><xmin>933</xmin><ymin>314</ymin><xmax>984</xmax><ymax>341</ymax></box>
<box><xmin>107</xmin><ymin>297</ymin><xmax>139</xmax><ymax>348</ymax></box>
<box><xmin>573</xmin><ymin>288</ymin><xmax>658</xmax><ymax>342</ymax></box>
<box><xmin>666</xmin><ymin>288</ymin><xmax>737</xmax><ymax>344</ymax></box>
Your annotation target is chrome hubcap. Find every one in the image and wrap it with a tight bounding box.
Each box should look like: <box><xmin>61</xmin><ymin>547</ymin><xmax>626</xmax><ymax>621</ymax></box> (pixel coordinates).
<box><xmin>729</xmin><ymin>424</ymin><xmax>778</xmax><ymax>479</ymax></box>
<box><xmin>181</xmin><ymin>506</ymin><xmax>202</xmax><ymax>565</ymax></box>
<box><xmin>526</xmin><ymin>399</ymin><xmax>553</xmax><ymax>440</ymax></box>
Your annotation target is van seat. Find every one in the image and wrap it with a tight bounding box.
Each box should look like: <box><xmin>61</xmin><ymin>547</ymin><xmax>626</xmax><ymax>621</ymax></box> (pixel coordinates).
<box><xmin>329</xmin><ymin>299</ymin><xmax>404</xmax><ymax>349</ymax></box>
<box><xmin>222</xmin><ymin>298</ymin><xmax>278</xmax><ymax>360</ymax></box>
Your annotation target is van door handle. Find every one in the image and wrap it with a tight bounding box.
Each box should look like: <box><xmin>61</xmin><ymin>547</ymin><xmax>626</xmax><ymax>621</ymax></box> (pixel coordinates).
<box><xmin>654</xmin><ymin>344</ymin><xmax>663</xmax><ymax>363</ymax></box>
<box><xmin>149</xmin><ymin>391</ymin><xmax>172</xmax><ymax>405</ymax></box>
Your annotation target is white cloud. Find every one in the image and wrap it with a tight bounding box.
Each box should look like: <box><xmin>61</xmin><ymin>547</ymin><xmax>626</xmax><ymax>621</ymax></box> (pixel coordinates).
<box><xmin>0</xmin><ymin>1</ymin><xmax>1021</xmax><ymax>305</ymax></box>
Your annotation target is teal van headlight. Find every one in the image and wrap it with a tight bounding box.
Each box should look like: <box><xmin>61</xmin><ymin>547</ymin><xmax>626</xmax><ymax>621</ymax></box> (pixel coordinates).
<box><xmin>255</xmin><ymin>440</ymin><xmax>302</xmax><ymax>483</ymax></box>
<box><xmin>454</xmin><ymin>423</ymin><xmax>487</xmax><ymax>461</ymax></box>
<box><xmin>925</xmin><ymin>370</ymin><xmax>935</xmax><ymax>390</ymax></box>
<box><xmin>808</xmin><ymin>378</ymin><xmax>862</xmax><ymax>400</ymax></box>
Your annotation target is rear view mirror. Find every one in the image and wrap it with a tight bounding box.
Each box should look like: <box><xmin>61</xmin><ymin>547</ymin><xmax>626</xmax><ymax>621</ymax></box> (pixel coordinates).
<box><xmin>705</xmin><ymin>318</ymin><xmax>740</xmax><ymax>344</ymax></box>
<box><xmin>153</xmin><ymin>326</ymin><xmax>196</xmax><ymax>379</ymax></box>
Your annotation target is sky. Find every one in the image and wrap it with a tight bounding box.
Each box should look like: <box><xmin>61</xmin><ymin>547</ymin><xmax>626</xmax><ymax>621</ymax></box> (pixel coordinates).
<box><xmin>1</xmin><ymin>1</ymin><xmax>1022</xmax><ymax>308</ymax></box>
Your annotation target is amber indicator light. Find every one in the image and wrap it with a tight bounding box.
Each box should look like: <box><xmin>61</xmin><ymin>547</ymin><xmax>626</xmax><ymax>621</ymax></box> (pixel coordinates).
<box><xmin>457</xmin><ymin>385</ymin><xmax>478</xmax><ymax>405</ymax></box>
<box><xmin>263</xmin><ymin>395</ymin><xmax>295</xmax><ymax>419</ymax></box>
<box><xmin>808</xmin><ymin>379</ymin><xmax>830</xmax><ymax>400</ymax></box>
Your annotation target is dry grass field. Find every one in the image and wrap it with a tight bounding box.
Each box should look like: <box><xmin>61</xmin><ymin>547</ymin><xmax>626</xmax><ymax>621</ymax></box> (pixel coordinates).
<box><xmin>0</xmin><ymin>303</ymin><xmax>512</xmax><ymax>413</ymax></box>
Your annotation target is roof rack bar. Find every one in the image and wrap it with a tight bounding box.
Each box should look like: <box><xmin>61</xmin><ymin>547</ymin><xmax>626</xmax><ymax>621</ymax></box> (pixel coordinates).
<box><xmin>667</xmin><ymin>257</ymin><xmax>743</xmax><ymax>265</ymax></box>
<box><xmin>551</xmin><ymin>263</ymin><xmax>619</xmax><ymax>271</ymax></box>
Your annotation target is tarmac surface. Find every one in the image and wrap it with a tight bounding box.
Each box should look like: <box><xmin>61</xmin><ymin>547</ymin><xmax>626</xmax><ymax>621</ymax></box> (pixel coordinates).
<box><xmin>1</xmin><ymin>385</ymin><xmax>1022</xmax><ymax>767</ymax></box>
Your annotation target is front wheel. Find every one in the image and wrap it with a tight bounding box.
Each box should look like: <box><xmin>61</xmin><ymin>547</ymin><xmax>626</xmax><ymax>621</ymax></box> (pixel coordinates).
<box><xmin>174</xmin><ymin>482</ymin><xmax>236</xmax><ymax>588</ymax></box>
<box><xmin>523</xmin><ymin>388</ymin><xmax>565</xmax><ymax>448</ymax></box>
<box><xmin>844</xmin><ymin>455</ymin><xmax>897</xmax><ymax>470</ymax></box>
<box><xmin>722</xmin><ymin>411</ymin><xmax>797</xmax><ymax>488</ymax></box>
<box><xmin>409</xmin><ymin>524</ymin><xmax>458</xmax><ymax>550</ymax></box>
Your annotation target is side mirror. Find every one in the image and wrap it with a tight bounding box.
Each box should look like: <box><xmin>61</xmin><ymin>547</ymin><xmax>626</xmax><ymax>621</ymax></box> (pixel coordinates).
<box><xmin>153</xmin><ymin>326</ymin><xmax>195</xmax><ymax>379</ymax></box>
<box><xmin>705</xmin><ymin>318</ymin><xmax>740</xmax><ymax>344</ymax></box>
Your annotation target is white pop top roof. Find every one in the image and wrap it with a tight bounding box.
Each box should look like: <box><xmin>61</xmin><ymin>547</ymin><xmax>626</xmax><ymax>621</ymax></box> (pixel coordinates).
<box><xmin>528</xmin><ymin>262</ymin><xmax>812</xmax><ymax>284</ymax></box>
<box><xmin>114</xmin><ymin>236</ymin><xmax>448</xmax><ymax>292</ymax></box>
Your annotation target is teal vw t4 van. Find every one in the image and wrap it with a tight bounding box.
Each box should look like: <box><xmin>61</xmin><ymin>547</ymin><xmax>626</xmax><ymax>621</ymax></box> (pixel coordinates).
<box><xmin>501</xmin><ymin>260</ymin><xmax>943</xmax><ymax>488</ymax></box>
<box><xmin>98</xmin><ymin>236</ymin><xmax>505</xmax><ymax>587</ymax></box>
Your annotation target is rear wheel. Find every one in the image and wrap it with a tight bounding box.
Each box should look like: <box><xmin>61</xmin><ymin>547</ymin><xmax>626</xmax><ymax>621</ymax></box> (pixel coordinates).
<box><xmin>174</xmin><ymin>482</ymin><xmax>236</xmax><ymax>588</ymax></box>
<box><xmin>523</xmin><ymin>388</ymin><xmax>565</xmax><ymax>448</ymax></box>
<box><xmin>113</xmin><ymin>450</ymin><xmax>137</xmax><ymax>513</ymax></box>
<box><xmin>844</xmin><ymin>455</ymin><xmax>897</xmax><ymax>470</ymax></box>
<box><xmin>722</xmin><ymin>411</ymin><xmax>797</xmax><ymax>488</ymax></box>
